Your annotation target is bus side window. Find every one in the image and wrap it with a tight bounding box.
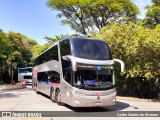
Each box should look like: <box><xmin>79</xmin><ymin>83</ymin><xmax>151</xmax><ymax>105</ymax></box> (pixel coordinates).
<box><xmin>37</xmin><ymin>73</ymin><xmax>41</xmax><ymax>81</ymax></box>
<box><xmin>60</xmin><ymin>40</ymin><xmax>71</xmax><ymax>56</ymax></box>
<box><xmin>64</xmin><ymin>68</ymin><xmax>71</xmax><ymax>84</ymax></box>
<box><xmin>60</xmin><ymin>39</ymin><xmax>72</xmax><ymax>85</ymax></box>
<box><xmin>45</xmin><ymin>72</ymin><xmax>49</xmax><ymax>82</ymax></box>
<box><xmin>49</xmin><ymin>71</ymin><xmax>60</xmax><ymax>83</ymax></box>
<box><xmin>37</xmin><ymin>72</ymin><xmax>45</xmax><ymax>81</ymax></box>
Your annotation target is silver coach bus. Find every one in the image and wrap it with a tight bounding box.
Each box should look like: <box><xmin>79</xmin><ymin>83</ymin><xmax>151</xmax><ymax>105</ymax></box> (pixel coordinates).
<box><xmin>32</xmin><ymin>37</ymin><xmax>124</xmax><ymax>107</ymax></box>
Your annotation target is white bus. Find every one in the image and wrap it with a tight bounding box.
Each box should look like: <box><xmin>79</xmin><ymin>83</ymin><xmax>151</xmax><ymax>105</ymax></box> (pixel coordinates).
<box><xmin>32</xmin><ymin>37</ymin><xmax>124</xmax><ymax>107</ymax></box>
<box><xmin>18</xmin><ymin>67</ymin><xmax>32</xmax><ymax>84</ymax></box>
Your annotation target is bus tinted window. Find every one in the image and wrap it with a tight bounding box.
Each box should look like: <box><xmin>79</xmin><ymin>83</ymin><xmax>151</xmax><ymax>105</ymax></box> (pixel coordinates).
<box><xmin>71</xmin><ymin>38</ymin><xmax>112</xmax><ymax>60</ymax></box>
<box><xmin>46</xmin><ymin>45</ymin><xmax>59</xmax><ymax>61</ymax></box>
<box><xmin>60</xmin><ymin>40</ymin><xmax>72</xmax><ymax>84</ymax></box>
<box><xmin>37</xmin><ymin>71</ymin><xmax>60</xmax><ymax>83</ymax></box>
<box><xmin>37</xmin><ymin>72</ymin><xmax>45</xmax><ymax>81</ymax></box>
<box><xmin>64</xmin><ymin>68</ymin><xmax>71</xmax><ymax>84</ymax></box>
<box><xmin>48</xmin><ymin>71</ymin><xmax>60</xmax><ymax>83</ymax></box>
<box><xmin>60</xmin><ymin>40</ymin><xmax>71</xmax><ymax>56</ymax></box>
<box><xmin>34</xmin><ymin>45</ymin><xmax>59</xmax><ymax>66</ymax></box>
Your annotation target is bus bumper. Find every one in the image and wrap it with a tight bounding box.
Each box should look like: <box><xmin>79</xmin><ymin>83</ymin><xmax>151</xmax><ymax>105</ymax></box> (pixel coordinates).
<box><xmin>71</xmin><ymin>91</ymin><xmax>116</xmax><ymax>107</ymax></box>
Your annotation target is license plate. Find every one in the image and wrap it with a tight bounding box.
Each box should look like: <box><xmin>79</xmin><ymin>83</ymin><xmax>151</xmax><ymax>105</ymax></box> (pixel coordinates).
<box><xmin>95</xmin><ymin>102</ymin><xmax>102</xmax><ymax>106</ymax></box>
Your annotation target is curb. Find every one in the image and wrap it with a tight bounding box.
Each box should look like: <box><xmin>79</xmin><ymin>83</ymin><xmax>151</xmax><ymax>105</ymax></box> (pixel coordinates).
<box><xmin>117</xmin><ymin>96</ymin><xmax>160</xmax><ymax>102</ymax></box>
<box><xmin>0</xmin><ymin>83</ymin><xmax>26</xmax><ymax>90</ymax></box>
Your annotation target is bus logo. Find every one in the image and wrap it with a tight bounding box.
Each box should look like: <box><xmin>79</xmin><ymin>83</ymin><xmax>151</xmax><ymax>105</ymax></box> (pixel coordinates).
<box><xmin>95</xmin><ymin>92</ymin><xmax>102</xmax><ymax>96</ymax></box>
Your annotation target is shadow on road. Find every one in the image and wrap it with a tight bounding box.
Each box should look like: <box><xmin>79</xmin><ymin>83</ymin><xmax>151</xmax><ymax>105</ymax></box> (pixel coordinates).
<box><xmin>0</xmin><ymin>85</ymin><xmax>33</xmax><ymax>99</ymax></box>
<box><xmin>65</xmin><ymin>105</ymin><xmax>111</xmax><ymax>112</ymax></box>
<box><xmin>0</xmin><ymin>92</ymin><xmax>19</xmax><ymax>98</ymax></box>
<box><xmin>37</xmin><ymin>90</ymin><xmax>132</xmax><ymax>112</ymax></box>
<box><xmin>38</xmin><ymin>91</ymin><xmax>131</xmax><ymax>112</ymax></box>
<box><xmin>64</xmin><ymin>101</ymin><xmax>130</xmax><ymax>112</ymax></box>
<box><xmin>104</xmin><ymin>101</ymin><xmax>131</xmax><ymax>111</ymax></box>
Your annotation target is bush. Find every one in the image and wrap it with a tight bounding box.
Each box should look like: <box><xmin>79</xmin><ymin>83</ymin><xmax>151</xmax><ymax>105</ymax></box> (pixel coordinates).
<box><xmin>0</xmin><ymin>80</ymin><xmax>4</xmax><ymax>85</ymax></box>
<box><xmin>92</xmin><ymin>22</ymin><xmax>160</xmax><ymax>98</ymax></box>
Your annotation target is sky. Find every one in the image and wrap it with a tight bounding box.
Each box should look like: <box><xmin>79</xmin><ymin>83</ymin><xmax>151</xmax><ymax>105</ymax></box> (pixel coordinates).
<box><xmin>0</xmin><ymin>0</ymin><xmax>152</xmax><ymax>45</ymax></box>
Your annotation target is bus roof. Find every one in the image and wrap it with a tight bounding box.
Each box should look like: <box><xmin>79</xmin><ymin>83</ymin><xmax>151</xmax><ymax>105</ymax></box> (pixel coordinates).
<box><xmin>60</xmin><ymin>37</ymin><xmax>105</xmax><ymax>42</ymax></box>
<box><xmin>33</xmin><ymin>37</ymin><xmax>106</xmax><ymax>60</ymax></box>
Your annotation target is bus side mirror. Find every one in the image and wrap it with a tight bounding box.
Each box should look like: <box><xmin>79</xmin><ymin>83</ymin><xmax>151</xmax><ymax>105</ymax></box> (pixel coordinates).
<box><xmin>62</xmin><ymin>56</ymin><xmax>68</xmax><ymax>60</ymax></box>
<box><xmin>114</xmin><ymin>59</ymin><xmax>125</xmax><ymax>72</ymax></box>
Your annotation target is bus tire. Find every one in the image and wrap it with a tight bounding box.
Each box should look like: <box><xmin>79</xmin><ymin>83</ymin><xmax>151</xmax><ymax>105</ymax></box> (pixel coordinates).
<box><xmin>50</xmin><ymin>88</ymin><xmax>56</xmax><ymax>102</ymax></box>
<box><xmin>55</xmin><ymin>89</ymin><xmax>64</xmax><ymax>106</ymax></box>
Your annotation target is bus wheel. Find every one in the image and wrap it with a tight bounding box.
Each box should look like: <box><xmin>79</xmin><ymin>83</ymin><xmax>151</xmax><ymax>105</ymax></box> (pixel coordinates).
<box><xmin>35</xmin><ymin>84</ymin><xmax>39</xmax><ymax>94</ymax></box>
<box><xmin>50</xmin><ymin>88</ymin><xmax>56</xmax><ymax>102</ymax></box>
<box><xmin>55</xmin><ymin>89</ymin><xmax>64</xmax><ymax>105</ymax></box>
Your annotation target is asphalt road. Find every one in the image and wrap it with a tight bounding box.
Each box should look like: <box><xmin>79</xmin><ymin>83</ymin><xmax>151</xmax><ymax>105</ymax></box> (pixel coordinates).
<box><xmin>0</xmin><ymin>85</ymin><xmax>159</xmax><ymax>120</ymax></box>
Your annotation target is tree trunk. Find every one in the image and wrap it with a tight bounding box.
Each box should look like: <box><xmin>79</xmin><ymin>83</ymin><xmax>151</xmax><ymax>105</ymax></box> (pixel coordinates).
<box><xmin>0</xmin><ymin>66</ymin><xmax>2</xmax><ymax>82</ymax></box>
<box><xmin>11</xmin><ymin>66</ymin><xmax>15</xmax><ymax>85</ymax></box>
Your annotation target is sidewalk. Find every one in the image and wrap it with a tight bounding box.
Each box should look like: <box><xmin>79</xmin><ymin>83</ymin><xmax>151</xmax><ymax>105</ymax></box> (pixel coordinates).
<box><xmin>0</xmin><ymin>85</ymin><xmax>6</xmax><ymax>90</ymax></box>
<box><xmin>117</xmin><ymin>96</ymin><xmax>160</xmax><ymax>102</ymax></box>
<box><xmin>0</xmin><ymin>83</ymin><xmax>24</xmax><ymax>90</ymax></box>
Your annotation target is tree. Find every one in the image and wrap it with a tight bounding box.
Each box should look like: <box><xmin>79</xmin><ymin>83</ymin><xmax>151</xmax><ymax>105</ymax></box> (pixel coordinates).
<box><xmin>47</xmin><ymin>0</ymin><xmax>139</xmax><ymax>34</ymax></box>
<box><xmin>32</xmin><ymin>44</ymin><xmax>52</xmax><ymax>59</ymax></box>
<box><xmin>7</xmin><ymin>32</ymin><xmax>37</xmax><ymax>67</ymax></box>
<box><xmin>92</xmin><ymin>22</ymin><xmax>160</xmax><ymax>98</ymax></box>
<box><xmin>44</xmin><ymin>34</ymin><xmax>78</xmax><ymax>44</ymax></box>
<box><xmin>144</xmin><ymin>0</ymin><xmax>160</xmax><ymax>27</ymax></box>
<box><xmin>0</xmin><ymin>29</ymin><xmax>12</xmax><ymax>83</ymax></box>
<box><xmin>0</xmin><ymin>31</ymin><xmax>37</xmax><ymax>84</ymax></box>
<box><xmin>44</xmin><ymin>34</ymin><xmax>68</xmax><ymax>44</ymax></box>
<box><xmin>0</xmin><ymin>28</ymin><xmax>38</xmax><ymax>84</ymax></box>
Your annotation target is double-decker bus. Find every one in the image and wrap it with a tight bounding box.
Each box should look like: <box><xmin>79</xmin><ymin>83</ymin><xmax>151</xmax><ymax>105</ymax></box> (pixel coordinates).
<box><xmin>32</xmin><ymin>37</ymin><xmax>124</xmax><ymax>107</ymax></box>
<box><xmin>18</xmin><ymin>67</ymin><xmax>32</xmax><ymax>84</ymax></box>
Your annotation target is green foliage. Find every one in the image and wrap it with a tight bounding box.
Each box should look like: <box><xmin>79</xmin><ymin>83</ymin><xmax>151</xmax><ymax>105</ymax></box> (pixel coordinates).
<box><xmin>0</xmin><ymin>29</ymin><xmax>12</xmax><ymax>82</ymax></box>
<box><xmin>144</xmin><ymin>0</ymin><xmax>160</xmax><ymax>27</ymax></box>
<box><xmin>0</xmin><ymin>30</ymin><xmax>38</xmax><ymax>83</ymax></box>
<box><xmin>47</xmin><ymin>0</ymin><xmax>139</xmax><ymax>34</ymax></box>
<box><xmin>7</xmin><ymin>32</ymin><xmax>37</xmax><ymax>67</ymax></box>
<box><xmin>92</xmin><ymin>22</ymin><xmax>160</xmax><ymax>98</ymax></box>
<box><xmin>0</xmin><ymin>29</ymin><xmax>11</xmax><ymax>63</ymax></box>
<box><xmin>44</xmin><ymin>34</ymin><xmax>78</xmax><ymax>44</ymax></box>
<box><xmin>44</xmin><ymin>34</ymin><xmax>68</xmax><ymax>44</ymax></box>
<box><xmin>0</xmin><ymin>80</ymin><xmax>4</xmax><ymax>85</ymax></box>
<box><xmin>32</xmin><ymin>44</ymin><xmax>52</xmax><ymax>59</ymax></box>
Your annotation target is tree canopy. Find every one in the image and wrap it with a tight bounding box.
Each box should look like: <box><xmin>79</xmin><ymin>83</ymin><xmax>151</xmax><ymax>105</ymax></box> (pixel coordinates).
<box><xmin>32</xmin><ymin>44</ymin><xmax>52</xmax><ymax>59</ymax></box>
<box><xmin>47</xmin><ymin>0</ymin><xmax>139</xmax><ymax>34</ymax></box>
<box><xmin>0</xmin><ymin>29</ymin><xmax>11</xmax><ymax>65</ymax></box>
<box><xmin>44</xmin><ymin>34</ymin><xmax>78</xmax><ymax>44</ymax></box>
<box><xmin>7</xmin><ymin>32</ymin><xmax>37</xmax><ymax>67</ymax></box>
<box><xmin>0</xmin><ymin>30</ymin><xmax>38</xmax><ymax>83</ymax></box>
<box><xmin>144</xmin><ymin>0</ymin><xmax>160</xmax><ymax>27</ymax></box>
<box><xmin>92</xmin><ymin>22</ymin><xmax>160</xmax><ymax>98</ymax></box>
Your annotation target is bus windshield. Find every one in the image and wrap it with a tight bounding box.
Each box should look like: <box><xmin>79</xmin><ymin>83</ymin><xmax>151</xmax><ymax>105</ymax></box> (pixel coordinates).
<box><xmin>74</xmin><ymin>65</ymin><xmax>114</xmax><ymax>90</ymax></box>
<box><xmin>71</xmin><ymin>38</ymin><xmax>111</xmax><ymax>60</ymax></box>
